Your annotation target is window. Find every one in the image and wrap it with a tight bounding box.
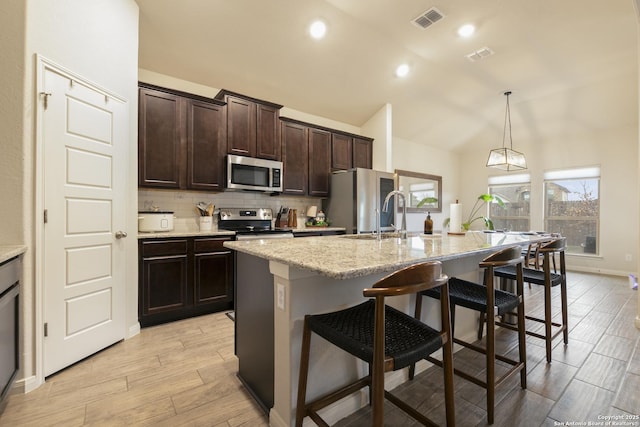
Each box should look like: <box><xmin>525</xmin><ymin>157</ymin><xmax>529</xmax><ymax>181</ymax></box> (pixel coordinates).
<box><xmin>544</xmin><ymin>167</ymin><xmax>600</xmax><ymax>255</ymax></box>
<box><xmin>488</xmin><ymin>174</ymin><xmax>531</xmax><ymax>232</ymax></box>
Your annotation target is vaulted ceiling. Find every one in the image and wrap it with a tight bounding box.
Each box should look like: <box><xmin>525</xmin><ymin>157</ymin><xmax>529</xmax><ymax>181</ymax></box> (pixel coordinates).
<box><xmin>136</xmin><ymin>0</ymin><xmax>638</xmax><ymax>152</ymax></box>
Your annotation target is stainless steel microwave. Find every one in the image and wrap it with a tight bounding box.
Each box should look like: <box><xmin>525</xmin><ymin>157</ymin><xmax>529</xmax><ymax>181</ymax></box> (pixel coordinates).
<box><xmin>226</xmin><ymin>154</ymin><xmax>283</xmax><ymax>192</ymax></box>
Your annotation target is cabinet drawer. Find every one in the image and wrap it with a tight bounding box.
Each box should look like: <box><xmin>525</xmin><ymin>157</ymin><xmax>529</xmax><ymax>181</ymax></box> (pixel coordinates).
<box><xmin>194</xmin><ymin>237</ymin><xmax>232</xmax><ymax>253</ymax></box>
<box><xmin>0</xmin><ymin>257</ymin><xmax>20</xmax><ymax>295</ymax></box>
<box><xmin>141</xmin><ymin>240</ymin><xmax>188</xmax><ymax>257</ymax></box>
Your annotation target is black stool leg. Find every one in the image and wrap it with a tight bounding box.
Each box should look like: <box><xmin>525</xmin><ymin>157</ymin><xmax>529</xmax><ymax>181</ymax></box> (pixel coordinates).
<box><xmin>516</xmin><ymin>274</ymin><xmax>527</xmax><ymax>389</ymax></box>
<box><xmin>295</xmin><ymin>317</ymin><xmax>313</xmax><ymax>427</ymax></box>
<box><xmin>561</xmin><ymin>277</ymin><xmax>569</xmax><ymax>345</ymax></box>
<box><xmin>483</xmin><ymin>268</ymin><xmax>497</xmax><ymax>424</ymax></box>
<box><xmin>544</xmin><ymin>280</ymin><xmax>553</xmax><ymax>363</ymax></box>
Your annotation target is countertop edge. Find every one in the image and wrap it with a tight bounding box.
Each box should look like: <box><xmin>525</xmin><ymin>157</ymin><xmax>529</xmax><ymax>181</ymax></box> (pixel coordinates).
<box><xmin>0</xmin><ymin>245</ymin><xmax>27</xmax><ymax>264</ymax></box>
<box><xmin>137</xmin><ymin>230</ymin><xmax>236</xmax><ymax>239</ymax></box>
<box><xmin>137</xmin><ymin>227</ymin><xmax>345</xmax><ymax>239</ymax></box>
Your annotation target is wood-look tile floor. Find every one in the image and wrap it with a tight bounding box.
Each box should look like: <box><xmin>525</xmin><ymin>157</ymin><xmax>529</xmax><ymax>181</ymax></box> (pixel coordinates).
<box><xmin>1</xmin><ymin>271</ymin><xmax>638</xmax><ymax>426</ymax></box>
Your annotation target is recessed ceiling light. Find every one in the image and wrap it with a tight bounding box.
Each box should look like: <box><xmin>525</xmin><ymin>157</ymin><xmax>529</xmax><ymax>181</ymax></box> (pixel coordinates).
<box><xmin>457</xmin><ymin>23</ymin><xmax>475</xmax><ymax>38</ymax></box>
<box><xmin>309</xmin><ymin>20</ymin><xmax>327</xmax><ymax>39</ymax></box>
<box><xmin>395</xmin><ymin>63</ymin><xmax>410</xmax><ymax>78</ymax></box>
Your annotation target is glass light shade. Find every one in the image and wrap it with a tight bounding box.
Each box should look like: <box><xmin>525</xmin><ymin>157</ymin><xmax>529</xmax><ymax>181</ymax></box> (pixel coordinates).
<box><xmin>486</xmin><ymin>147</ymin><xmax>527</xmax><ymax>171</ymax></box>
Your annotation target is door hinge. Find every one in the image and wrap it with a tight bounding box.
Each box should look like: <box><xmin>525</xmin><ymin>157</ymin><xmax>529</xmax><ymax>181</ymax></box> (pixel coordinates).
<box><xmin>44</xmin><ymin>322</ymin><xmax>48</xmax><ymax>337</ymax></box>
<box><xmin>44</xmin><ymin>209</ymin><xmax>48</xmax><ymax>224</ymax></box>
<box><xmin>40</xmin><ymin>92</ymin><xmax>52</xmax><ymax>110</ymax></box>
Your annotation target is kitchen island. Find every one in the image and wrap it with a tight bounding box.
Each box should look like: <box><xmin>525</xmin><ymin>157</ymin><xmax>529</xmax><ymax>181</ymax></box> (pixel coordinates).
<box><xmin>225</xmin><ymin>231</ymin><xmax>547</xmax><ymax>427</ymax></box>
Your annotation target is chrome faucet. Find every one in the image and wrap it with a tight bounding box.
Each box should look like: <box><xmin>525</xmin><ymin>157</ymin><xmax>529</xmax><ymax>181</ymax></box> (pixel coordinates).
<box><xmin>383</xmin><ymin>190</ymin><xmax>407</xmax><ymax>240</ymax></box>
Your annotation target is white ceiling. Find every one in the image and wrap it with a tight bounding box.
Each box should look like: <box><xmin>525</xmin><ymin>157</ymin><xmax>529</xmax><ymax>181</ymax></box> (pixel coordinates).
<box><xmin>136</xmin><ymin>0</ymin><xmax>638</xmax><ymax>152</ymax></box>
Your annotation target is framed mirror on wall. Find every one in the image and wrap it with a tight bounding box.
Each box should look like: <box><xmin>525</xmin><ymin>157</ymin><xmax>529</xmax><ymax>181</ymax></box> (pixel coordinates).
<box><xmin>395</xmin><ymin>169</ymin><xmax>443</xmax><ymax>213</ymax></box>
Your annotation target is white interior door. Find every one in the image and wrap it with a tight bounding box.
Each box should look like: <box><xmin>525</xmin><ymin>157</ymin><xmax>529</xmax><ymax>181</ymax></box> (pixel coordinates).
<box><xmin>42</xmin><ymin>67</ymin><xmax>127</xmax><ymax>376</ymax></box>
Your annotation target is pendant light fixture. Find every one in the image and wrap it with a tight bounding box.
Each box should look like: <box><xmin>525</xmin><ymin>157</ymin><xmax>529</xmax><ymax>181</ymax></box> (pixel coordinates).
<box><xmin>486</xmin><ymin>91</ymin><xmax>527</xmax><ymax>171</ymax></box>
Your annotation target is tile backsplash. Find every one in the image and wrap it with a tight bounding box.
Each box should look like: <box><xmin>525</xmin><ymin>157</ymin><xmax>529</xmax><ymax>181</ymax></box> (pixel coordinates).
<box><xmin>138</xmin><ymin>189</ymin><xmax>323</xmax><ymax>228</ymax></box>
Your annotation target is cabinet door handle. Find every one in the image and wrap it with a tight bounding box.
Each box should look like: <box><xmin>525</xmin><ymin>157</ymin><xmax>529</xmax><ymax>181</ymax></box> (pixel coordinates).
<box><xmin>115</xmin><ymin>231</ymin><xmax>128</xmax><ymax>239</ymax></box>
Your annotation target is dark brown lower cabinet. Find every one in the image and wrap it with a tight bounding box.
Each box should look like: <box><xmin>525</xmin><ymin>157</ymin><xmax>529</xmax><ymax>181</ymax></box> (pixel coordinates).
<box><xmin>139</xmin><ymin>236</ymin><xmax>234</xmax><ymax>327</ymax></box>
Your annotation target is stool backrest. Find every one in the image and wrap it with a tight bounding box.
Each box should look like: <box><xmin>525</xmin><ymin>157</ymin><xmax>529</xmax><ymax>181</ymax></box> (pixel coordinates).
<box><xmin>479</xmin><ymin>246</ymin><xmax>523</xmax><ymax>269</ymax></box>
<box><xmin>363</xmin><ymin>261</ymin><xmax>448</xmax><ymax>298</ymax></box>
<box><xmin>539</xmin><ymin>237</ymin><xmax>566</xmax><ymax>276</ymax></box>
<box><xmin>539</xmin><ymin>237</ymin><xmax>566</xmax><ymax>253</ymax></box>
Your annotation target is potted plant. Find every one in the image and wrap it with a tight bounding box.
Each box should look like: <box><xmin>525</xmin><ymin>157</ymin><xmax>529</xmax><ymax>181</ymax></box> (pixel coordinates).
<box><xmin>436</xmin><ymin>194</ymin><xmax>505</xmax><ymax>231</ymax></box>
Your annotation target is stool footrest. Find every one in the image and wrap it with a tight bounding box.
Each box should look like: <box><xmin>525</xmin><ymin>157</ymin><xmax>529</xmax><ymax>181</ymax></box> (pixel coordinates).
<box><xmin>306</xmin><ymin>376</ymin><xmax>370</xmax><ymax>416</ymax></box>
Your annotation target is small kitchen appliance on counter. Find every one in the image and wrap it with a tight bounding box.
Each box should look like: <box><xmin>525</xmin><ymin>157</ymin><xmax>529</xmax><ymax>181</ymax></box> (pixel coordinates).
<box><xmin>138</xmin><ymin>210</ymin><xmax>175</xmax><ymax>232</ymax></box>
<box><xmin>218</xmin><ymin>208</ymin><xmax>293</xmax><ymax>240</ymax></box>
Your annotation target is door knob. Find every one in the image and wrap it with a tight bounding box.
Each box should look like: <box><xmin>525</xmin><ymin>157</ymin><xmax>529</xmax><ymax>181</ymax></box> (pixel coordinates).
<box><xmin>115</xmin><ymin>231</ymin><xmax>128</xmax><ymax>239</ymax></box>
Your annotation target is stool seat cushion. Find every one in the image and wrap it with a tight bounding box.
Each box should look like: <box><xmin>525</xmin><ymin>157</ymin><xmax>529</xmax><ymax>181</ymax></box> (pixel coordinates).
<box><xmin>424</xmin><ymin>277</ymin><xmax>519</xmax><ymax>315</ymax></box>
<box><xmin>494</xmin><ymin>265</ymin><xmax>562</xmax><ymax>287</ymax></box>
<box><xmin>307</xmin><ymin>299</ymin><xmax>443</xmax><ymax>370</ymax></box>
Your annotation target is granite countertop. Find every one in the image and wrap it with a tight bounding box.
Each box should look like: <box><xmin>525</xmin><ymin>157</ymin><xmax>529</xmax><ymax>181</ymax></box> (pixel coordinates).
<box><xmin>224</xmin><ymin>231</ymin><xmax>549</xmax><ymax>280</ymax></box>
<box><xmin>0</xmin><ymin>245</ymin><xmax>27</xmax><ymax>264</ymax></box>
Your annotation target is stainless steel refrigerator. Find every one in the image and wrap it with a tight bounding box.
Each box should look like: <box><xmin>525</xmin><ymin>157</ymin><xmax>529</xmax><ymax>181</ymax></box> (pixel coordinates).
<box><xmin>323</xmin><ymin>168</ymin><xmax>396</xmax><ymax>234</ymax></box>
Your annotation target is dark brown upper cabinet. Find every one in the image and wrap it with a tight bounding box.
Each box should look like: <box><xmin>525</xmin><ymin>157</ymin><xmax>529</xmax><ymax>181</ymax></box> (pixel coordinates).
<box><xmin>138</xmin><ymin>87</ymin><xmax>184</xmax><ymax>189</ymax></box>
<box><xmin>352</xmin><ymin>137</ymin><xmax>373</xmax><ymax>169</ymax></box>
<box><xmin>186</xmin><ymin>99</ymin><xmax>227</xmax><ymax>191</ymax></box>
<box><xmin>331</xmin><ymin>133</ymin><xmax>373</xmax><ymax>171</ymax></box>
<box><xmin>138</xmin><ymin>83</ymin><xmax>227</xmax><ymax>191</ymax></box>
<box><xmin>215</xmin><ymin>90</ymin><xmax>283</xmax><ymax>160</ymax></box>
<box><xmin>280</xmin><ymin>116</ymin><xmax>373</xmax><ymax>197</ymax></box>
<box><xmin>281</xmin><ymin>120</ymin><xmax>308</xmax><ymax>195</ymax></box>
<box><xmin>308</xmin><ymin>127</ymin><xmax>332</xmax><ymax>197</ymax></box>
<box><xmin>331</xmin><ymin>133</ymin><xmax>352</xmax><ymax>171</ymax></box>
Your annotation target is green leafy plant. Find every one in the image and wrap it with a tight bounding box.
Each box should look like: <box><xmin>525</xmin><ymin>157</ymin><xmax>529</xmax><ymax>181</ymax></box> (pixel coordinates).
<box><xmin>443</xmin><ymin>194</ymin><xmax>505</xmax><ymax>231</ymax></box>
<box><xmin>416</xmin><ymin>197</ymin><xmax>438</xmax><ymax>208</ymax></box>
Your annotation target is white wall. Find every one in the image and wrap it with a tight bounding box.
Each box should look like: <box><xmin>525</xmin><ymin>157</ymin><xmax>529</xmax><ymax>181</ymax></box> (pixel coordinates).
<box><xmin>362</xmin><ymin>103</ymin><xmax>393</xmax><ymax>172</ymax></box>
<box><xmin>392</xmin><ymin>137</ymin><xmax>460</xmax><ymax>233</ymax></box>
<box><xmin>0</xmin><ymin>0</ymin><xmax>26</xmax><ymax>245</ymax></box>
<box><xmin>4</xmin><ymin>0</ymin><xmax>140</xmax><ymax>390</ymax></box>
<box><xmin>458</xmin><ymin>79</ymin><xmax>638</xmax><ymax>276</ymax></box>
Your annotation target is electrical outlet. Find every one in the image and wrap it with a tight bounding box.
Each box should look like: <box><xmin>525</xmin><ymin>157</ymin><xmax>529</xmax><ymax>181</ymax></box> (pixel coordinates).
<box><xmin>277</xmin><ymin>283</ymin><xmax>285</xmax><ymax>310</ymax></box>
<box><xmin>625</xmin><ymin>254</ymin><xmax>632</xmax><ymax>262</ymax></box>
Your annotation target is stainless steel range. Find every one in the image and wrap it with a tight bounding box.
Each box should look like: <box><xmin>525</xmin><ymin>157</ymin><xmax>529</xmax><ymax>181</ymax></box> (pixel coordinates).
<box><xmin>218</xmin><ymin>208</ymin><xmax>294</xmax><ymax>240</ymax></box>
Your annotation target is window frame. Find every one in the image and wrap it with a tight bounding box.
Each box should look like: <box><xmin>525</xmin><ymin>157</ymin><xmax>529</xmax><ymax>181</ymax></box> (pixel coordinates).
<box><xmin>487</xmin><ymin>174</ymin><xmax>531</xmax><ymax>232</ymax></box>
<box><xmin>543</xmin><ymin>167</ymin><xmax>601</xmax><ymax>256</ymax></box>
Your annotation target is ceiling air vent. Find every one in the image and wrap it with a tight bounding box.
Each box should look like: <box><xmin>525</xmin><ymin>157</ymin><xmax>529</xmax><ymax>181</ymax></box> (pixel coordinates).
<box><xmin>412</xmin><ymin>7</ymin><xmax>445</xmax><ymax>29</ymax></box>
<box><xmin>466</xmin><ymin>47</ymin><xmax>495</xmax><ymax>62</ymax></box>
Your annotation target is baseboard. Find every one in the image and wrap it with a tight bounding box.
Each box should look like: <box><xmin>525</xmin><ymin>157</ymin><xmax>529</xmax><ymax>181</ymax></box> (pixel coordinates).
<box><xmin>16</xmin><ymin>375</ymin><xmax>41</xmax><ymax>393</ymax></box>
<box><xmin>269</xmin><ymin>407</ymin><xmax>288</xmax><ymax>427</ymax></box>
<box><xmin>127</xmin><ymin>322</ymin><xmax>141</xmax><ymax>339</ymax></box>
<box><xmin>568</xmin><ymin>266</ymin><xmax>635</xmax><ymax>277</ymax></box>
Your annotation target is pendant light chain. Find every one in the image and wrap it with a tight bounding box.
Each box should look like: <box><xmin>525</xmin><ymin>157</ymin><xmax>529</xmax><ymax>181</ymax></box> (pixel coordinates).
<box><xmin>503</xmin><ymin>91</ymin><xmax>512</xmax><ymax>150</ymax></box>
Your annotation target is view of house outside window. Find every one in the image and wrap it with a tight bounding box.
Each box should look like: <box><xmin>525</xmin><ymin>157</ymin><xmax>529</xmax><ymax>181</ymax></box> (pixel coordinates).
<box><xmin>543</xmin><ymin>167</ymin><xmax>600</xmax><ymax>255</ymax></box>
<box><xmin>488</xmin><ymin>174</ymin><xmax>531</xmax><ymax>232</ymax></box>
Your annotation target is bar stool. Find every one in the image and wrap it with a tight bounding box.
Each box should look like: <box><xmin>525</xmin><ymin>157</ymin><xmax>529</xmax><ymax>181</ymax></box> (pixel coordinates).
<box><xmin>493</xmin><ymin>237</ymin><xmax>568</xmax><ymax>362</ymax></box>
<box><xmin>295</xmin><ymin>261</ymin><xmax>455</xmax><ymax>427</ymax></box>
<box><xmin>411</xmin><ymin>246</ymin><xmax>526</xmax><ymax>425</ymax></box>
<box><xmin>476</xmin><ymin>240</ymin><xmax>549</xmax><ymax>340</ymax></box>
